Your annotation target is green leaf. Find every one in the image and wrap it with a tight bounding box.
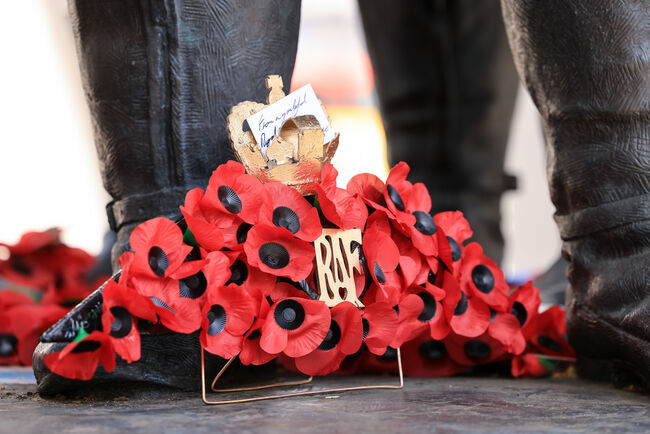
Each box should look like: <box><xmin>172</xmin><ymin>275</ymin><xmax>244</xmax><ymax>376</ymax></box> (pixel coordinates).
<box><xmin>183</xmin><ymin>227</ymin><xmax>199</xmax><ymax>248</ymax></box>
<box><xmin>72</xmin><ymin>327</ymin><xmax>89</xmax><ymax>343</ymax></box>
<box><xmin>537</xmin><ymin>355</ymin><xmax>557</xmax><ymax>372</ymax></box>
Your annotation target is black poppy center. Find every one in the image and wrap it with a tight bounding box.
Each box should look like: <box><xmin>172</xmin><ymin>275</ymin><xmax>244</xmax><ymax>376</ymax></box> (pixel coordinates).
<box><xmin>419</xmin><ymin>340</ymin><xmax>447</xmax><ymax>360</ymax></box>
<box><xmin>10</xmin><ymin>258</ymin><xmax>32</xmax><ymax>276</ymax></box>
<box><xmin>511</xmin><ymin>302</ymin><xmax>528</xmax><ymax>327</ymax></box>
<box><xmin>236</xmin><ymin>222</ymin><xmax>253</xmax><ymax>244</ymax></box>
<box><xmin>463</xmin><ymin>339</ymin><xmax>491</xmax><ymax>360</ymax></box>
<box><xmin>247</xmin><ymin>329</ymin><xmax>261</xmax><ymax>340</ymax></box>
<box><xmin>218</xmin><ymin>185</ymin><xmax>242</xmax><ymax>214</ymax></box>
<box><xmin>0</xmin><ymin>334</ymin><xmax>18</xmax><ymax>357</ymax></box>
<box><xmin>428</xmin><ymin>270</ymin><xmax>437</xmax><ymax>285</ymax></box>
<box><xmin>374</xmin><ymin>262</ymin><xmax>386</xmax><ymax>284</ymax></box>
<box><xmin>71</xmin><ymin>340</ymin><xmax>102</xmax><ymax>354</ymax></box>
<box><xmin>538</xmin><ymin>335</ymin><xmax>563</xmax><ymax>353</ymax></box>
<box><xmin>386</xmin><ymin>184</ymin><xmax>405</xmax><ymax>211</ymax></box>
<box><xmin>109</xmin><ymin>306</ymin><xmax>133</xmax><ymax>339</ymax></box>
<box><xmin>148</xmin><ymin>246</ymin><xmax>169</xmax><ymax>277</ymax></box>
<box><xmin>226</xmin><ymin>259</ymin><xmax>249</xmax><ymax>286</ymax></box>
<box><xmin>447</xmin><ymin>236</ymin><xmax>462</xmax><ymax>261</ymax></box>
<box><xmin>417</xmin><ymin>292</ymin><xmax>437</xmax><ymax>322</ymax></box>
<box><xmin>454</xmin><ymin>292</ymin><xmax>468</xmax><ymax>316</ymax></box>
<box><xmin>179</xmin><ymin>271</ymin><xmax>207</xmax><ymax>299</ymax></box>
<box><xmin>362</xmin><ymin>318</ymin><xmax>370</xmax><ymax>341</ymax></box>
<box><xmin>259</xmin><ymin>242</ymin><xmax>290</xmax><ymax>269</ymax></box>
<box><xmin>272</xmin><ymin>206</ymin><xmax>301</xmax><ymax>234</ymax></box>
<box><xmin>318</xmin><ymin>320</ymin><xmax>342</xmax><ymax>351</ymax></box>
<box><xmin>472</xmin><ymin>265</ymin><xmax>495</xmax><ymax>293</ymax></box>
<box><xmin>413</xmin><ymin>211</ymin><xmax>437</xmax><ymax>235</ymax></box>
<box><xmin>274</xmin><ymin>299</ymin><xmax>305</xmax><ymax>330</ymax></box>
<box><xmin>206</xmin><ymin>304</ymin><xmax>227</xmax><ymax>336</ymax></box>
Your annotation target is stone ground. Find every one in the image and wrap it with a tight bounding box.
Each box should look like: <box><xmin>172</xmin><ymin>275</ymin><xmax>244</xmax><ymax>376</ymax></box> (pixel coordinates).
<box><xmin>1</xmin><ymin>368</ymin><xmax>648</xmax><ymax>433</ymax></box>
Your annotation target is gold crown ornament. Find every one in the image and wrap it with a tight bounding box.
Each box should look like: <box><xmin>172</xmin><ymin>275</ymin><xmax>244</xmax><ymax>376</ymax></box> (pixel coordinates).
<box><xmin>226</xmin><ymin>75</ymin><xmax>339</xmax><ymax>195</ymax></box>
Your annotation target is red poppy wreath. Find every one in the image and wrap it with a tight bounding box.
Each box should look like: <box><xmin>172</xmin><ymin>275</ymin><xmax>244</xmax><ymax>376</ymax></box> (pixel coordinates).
<box><xmin>42</xmin><ymin>77</ymin><xmax>573</xmax><ymax>381</ymax></box>
<box><xmin>42</xmin><ymin>160</ymin><xmax>574</xmax><ymax>380</ymax></box>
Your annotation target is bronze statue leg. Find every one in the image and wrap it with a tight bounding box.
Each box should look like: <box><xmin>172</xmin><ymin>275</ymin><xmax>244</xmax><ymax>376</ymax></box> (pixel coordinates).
<box><xmin>502</xmin><ymin>0</ymin><xmax>650</xmax><ymax>387</ymax></box>
<box><xmin>358</xmin><ymin>0</ymin><xmax>519</xmax><ymax>262</ymax></box>
<box><xmin>33</xmin><ymin>0</ymin><xmax>301</xmax><ymax>394</ymax></box>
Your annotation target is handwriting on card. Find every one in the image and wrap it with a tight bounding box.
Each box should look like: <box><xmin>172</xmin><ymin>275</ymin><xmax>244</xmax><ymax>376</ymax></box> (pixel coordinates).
<box><xmin>246</xmin><ymin>84</ymin><xmax>334</xmax><ymax>158</ymax></box>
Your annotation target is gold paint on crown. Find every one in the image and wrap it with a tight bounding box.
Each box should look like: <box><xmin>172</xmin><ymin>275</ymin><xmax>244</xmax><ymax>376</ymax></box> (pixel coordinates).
<box><xmin>226</xmin><ymin>75</ymin><xmax>339</xmax><ymax>195</ymax></box>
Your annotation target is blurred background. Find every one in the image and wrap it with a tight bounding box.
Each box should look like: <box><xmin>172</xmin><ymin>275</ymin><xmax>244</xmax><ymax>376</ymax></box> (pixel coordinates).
<box><xmin>0</xmin><ymin>0</ymin><xmax>560</xmax><ymax>282</ymax></box>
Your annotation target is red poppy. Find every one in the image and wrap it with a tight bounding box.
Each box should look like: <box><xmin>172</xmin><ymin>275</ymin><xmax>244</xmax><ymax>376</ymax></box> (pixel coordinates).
<box><xmin>258</xmin><ymin>181</ymin><xmax>322</xmax><ymax>242</ymax></box>
<box><xmin>0</xmin><ymin>230</ymin><xmax>61</xmax><ymax>288</ymax></box>
<box><xmin>101</xmin><ymin>280</ymin><xmax>158</xmax><ymax>363</ymax></box>
<box><xmin>393</xmin><ymin>284</ymin><xmax>449</xmax><ymax>347</ymax></box>
<box><xmin>314</xmin><ymin>164</ymin><xmax>368</xmax><ymax>230</ymax></box>
<box><xmin>346</xmin><ymin>173</ymin><xmax>386</xmax><ymax>209</ymax></box>
<box><xmin>508</xmin><ymin>281</ymin><xmax>541</xmax><ymax>340</ymax></box>
<box><xmin>180</xmin><ymin>188</ymin><xmax>225</xmax><ymax>252</ymax></box>
<box><xmin>295</xmin><ymin>302</ymin><xmax>363</xmax><ymax>375</ymax></box>
<box><xmin>362</xmin><ymin>213</ymin><xmax>400</xmax><ymax>290</ymax></box>
<box><xmin>0</xmin><ymin>303</ymin><xmax>68</xmax><ymax>366</ymax></box>
<box><xmin>239</xmin><ymin>292</ymin><xmax>277</xmax><ymax>366</ymax></box>
<box><xmin>433</xmin><ymin>211</ymin><xmax>473</xmax><ymax>271</ymax></box>
<box><xmin>127</xmin><ymin>217</ymin><xmax>193</xmax><ymax>280</ymax></box>
<box><xmin>441</xmin><ymin>270</ymin><xmax>491</xmax><ymax>338</ymax></box>
<box><xmin>203</xmin><ymin>160</ymin><xmax>265</xmax><ymax>224</ymax></box>
<box><xmin>200</xmin><ymin>283</ymin><xmax>256</xmax><ymax>359</ymax></box>
<box><xmin>444</xmin><ymin>332</ymin><xmax>506</xmax><ymax>367</ymax></box>
<box><xmin>118</xmin><ymin>251</ymin><xmax>204</xmax><ymax>334</ymax></box>
<box><xmin>401</xmin><ymin>331</ymin><xmax>465</xmax><ymax>377</ymax></box>
<box><xmin>381</xmin><ymin>163</ymin><xmax>442</xmax><ymax>257</ymax></box>
<box><xmin>391</xmin><ymin>228</ymin><xmax>426</xmax><ymax>287</ymax></box>
<box><xmin>361</xmin><ymin>301</ymin><xmax>397</xmax><ymax>355</ymax></box>
<box><xmin>511</xmin><ymin>353</ymin><xmax>550</xmax><ymax>378</ymax></box>
<box><xmin>223</xmin><ymin>251</ymin><xmax>276</xmax><ymax>297</ymax></box>
<box><xmin>458</xmin><ymin>242</ymin><xmax>508</xmax><ymax>312</ymax></box>
<box><xmin>44</xmin><ymin>331</ymin><xmax>116</xmax><ymax>380</ymax></box>
<box><xmin>219</xmin><ymin>217</ymin><xmax>254</xmax><ymax>251</ymax></box>
<box><xmin>487</xmin><ymin>311</ymin><xmax>526</xmax><ymax>355</ymax></box>
<box><xmin>528</xmin><ymin>306</ymin><xmax>574</xmax><ymax>357</ymax></box>
<box><xmin>244</xmin><ymin>224</ymin><xmax>314</xmax><ymax>281</ymax></box>
<box><xmin>259</xmin><ymin>297</ymin><xmax>330</xmax><ymax>358</ymax></box>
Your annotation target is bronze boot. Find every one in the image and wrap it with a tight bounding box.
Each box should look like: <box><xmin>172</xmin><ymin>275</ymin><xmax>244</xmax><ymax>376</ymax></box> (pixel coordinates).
<box><xmin>502</xmin><ymin>0</ymin><xmax>650</xmax><ymax>387</ymax></box>
<box><xmin>33</xmin><ymin>0</ymin><xmax>301</xmax><ymax>394</ymax></box>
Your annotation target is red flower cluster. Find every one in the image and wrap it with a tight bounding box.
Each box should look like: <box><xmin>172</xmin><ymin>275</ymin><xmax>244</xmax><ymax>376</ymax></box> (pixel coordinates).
<box><xmin>0</xmin><ymin>229</ymin><xmax>104</xmax><ymax>366</ymax></box>
<box><xmin>44</xmin><ymin>161</ymin><xmax>573</xmax><ymax>380</ymax></box>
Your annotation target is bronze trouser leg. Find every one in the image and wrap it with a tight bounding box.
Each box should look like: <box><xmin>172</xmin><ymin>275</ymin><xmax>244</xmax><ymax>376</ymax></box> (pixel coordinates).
<box><xmin>358</xmin><ymin>0</ymin><xmax>518</xmax><ymax>262</ymax></box>
<box><xmin>502</xmin><ymin>0</ymin><xmax>650</xmax><ymax>387</ymax></box>
<box><xmin>33</xmin><ymin>0</ymin><xmax>301</xmax><ymax>394</ymax></box>
<box><xmin>69</xmin><ymin>0</ymin><xmax>301</xmax><ymax>270</ymax></box>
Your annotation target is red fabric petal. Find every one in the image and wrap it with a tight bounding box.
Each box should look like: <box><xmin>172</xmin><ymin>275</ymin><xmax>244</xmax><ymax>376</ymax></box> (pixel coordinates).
<box><xmin>332</xmin><ymin>302</ymin><xmax>363</xmax><ymax>355</ymax></box>
<box><xmin>433</xmin><ymin>211</ymin><xmax>473</xmax><ymax>245</ymax></box>
<box><xmin>459</xmin><ymin>243</ymin><xmax>508</xmax><ymax>311</ymax></box>
<box><xmin>449</xmin><ymin>293</ymin><xmax>491</xmax><ymax>338</ymax></box>
<box><xmin>488</xmin><ymin>313</ymin><xmax>526</xmax><ymax>355</ymax></box>
<box><xmin>444</xmin><ymin>332</ymin><xmax>506</xmax><ymax>367</ymax></box>
<box><xmin>346</xmin><ymin>173</ymin><xmax>385</xmax><ymax>204</ymax></box>
<box><xmin>315</xmin><ymin>164</ymin><xmax>368</xmax><ymax>230</ymax></box>
<box><xmin>362</xmin><ymin>302</ymin><xmax>398</xmax><ymax>355</ymax></box>
<box><xmin>44</xmin><ymin>331</ymin><xmax>115</xmax><ymax>380</ymax></box>
<box><xmin>180</xmin><ymin>188</ymin><xmax>226</xmax><ymax>252</ymax></box>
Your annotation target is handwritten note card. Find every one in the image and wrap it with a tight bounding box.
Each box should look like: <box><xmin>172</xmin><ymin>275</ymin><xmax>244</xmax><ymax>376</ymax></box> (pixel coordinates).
<box><xmin>246</xmin><ymin>84</ymin><xmax>334</xmax><ymax>157</ymax></box>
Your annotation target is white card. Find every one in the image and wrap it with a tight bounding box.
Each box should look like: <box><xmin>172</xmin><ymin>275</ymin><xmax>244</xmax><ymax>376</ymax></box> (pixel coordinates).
<box><xmin>246</xmin><ymin>84</ymin><xmax>334</xmax><ymax>158</ymax></box>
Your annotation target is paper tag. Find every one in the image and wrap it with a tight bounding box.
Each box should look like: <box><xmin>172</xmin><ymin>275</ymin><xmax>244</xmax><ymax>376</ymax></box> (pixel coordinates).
<box><xmin>246</xmin><ymin>84</ymin><xmax>334</xmax><ymax>158</ymax></box>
